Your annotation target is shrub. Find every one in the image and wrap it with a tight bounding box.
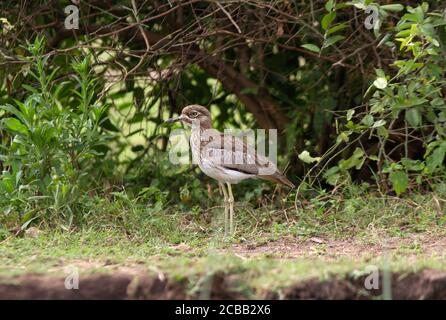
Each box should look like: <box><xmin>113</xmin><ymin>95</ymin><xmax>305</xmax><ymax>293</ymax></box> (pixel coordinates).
<box><xmin>0</xmin><ymin>37</ymin><xmax>110</xmax><ymax>229</ymax></box>
<box><xmin>306</xmin><ymin>2</ymin><xmax>446</xmax><ymax>195</ymax></box>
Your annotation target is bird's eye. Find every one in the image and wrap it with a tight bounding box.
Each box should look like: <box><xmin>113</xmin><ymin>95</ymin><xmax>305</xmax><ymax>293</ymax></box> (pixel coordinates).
<box><xmin>189</xmin><ymin>111</ymin><xmax>199</xmax><ymax>118</ymax></box>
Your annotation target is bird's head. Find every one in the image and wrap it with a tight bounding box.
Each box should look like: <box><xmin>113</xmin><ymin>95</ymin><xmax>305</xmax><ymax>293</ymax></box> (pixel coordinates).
<box><xmin>165</xmin><ymin>105</ymin><xmax>212</xmax><ymax>129</ymax></box>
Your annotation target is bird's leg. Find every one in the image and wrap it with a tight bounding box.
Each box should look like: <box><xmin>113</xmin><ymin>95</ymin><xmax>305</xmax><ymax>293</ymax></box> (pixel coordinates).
<box><xmin>226</xmin><ymin>182</ymin><xmax>235</xmax><ymax>235</ymax></box>
<box><xmin>219</xmin><ymin>182</ymin><xmax>229</xmax><ymax>236</ymax></box>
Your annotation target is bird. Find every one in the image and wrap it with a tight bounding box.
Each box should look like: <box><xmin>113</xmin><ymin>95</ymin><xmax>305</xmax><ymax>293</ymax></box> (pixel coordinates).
<box><xmin>165</xmin><ymin>104</ymin><xmax>294</xmax><ymax>236</ymax></box>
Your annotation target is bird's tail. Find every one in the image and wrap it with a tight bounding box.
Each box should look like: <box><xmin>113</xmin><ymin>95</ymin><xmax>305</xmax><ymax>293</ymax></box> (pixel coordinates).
<box><xmin>260</xmin><ymin>172</ymin><xmax>295</xmax><ymax>188</ymax></box>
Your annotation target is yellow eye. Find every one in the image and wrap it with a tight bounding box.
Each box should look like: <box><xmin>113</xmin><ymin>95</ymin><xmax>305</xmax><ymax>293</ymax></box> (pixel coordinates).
<box><xmin>189</xmin><ymin>111</ymin><xmax>199</xmax><ymax>118</ymax></box>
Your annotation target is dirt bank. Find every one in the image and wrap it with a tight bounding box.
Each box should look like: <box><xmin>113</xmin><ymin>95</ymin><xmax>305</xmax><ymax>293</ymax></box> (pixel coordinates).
<box><xmin>1</xmin><ymin>269</ymin><xmax>446</xmax><ymax>299</ymax></box>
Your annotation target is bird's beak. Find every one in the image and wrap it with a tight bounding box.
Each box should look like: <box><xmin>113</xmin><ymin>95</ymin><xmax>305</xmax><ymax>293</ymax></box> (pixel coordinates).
<box><xmin>165</xmin><ymin>115</ymin><xmax>184</xmax><ymax>123</ymax></box>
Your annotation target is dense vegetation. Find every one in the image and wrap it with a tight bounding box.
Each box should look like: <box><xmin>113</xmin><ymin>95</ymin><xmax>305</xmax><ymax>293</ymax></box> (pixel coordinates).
<box><xmin>0</xmin><ymin>0</ymin><xmax>445</xmax><ymax>235</ymax></box>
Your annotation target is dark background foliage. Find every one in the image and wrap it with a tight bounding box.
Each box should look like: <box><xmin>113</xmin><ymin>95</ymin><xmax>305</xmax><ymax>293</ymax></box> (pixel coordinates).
<box><xmin>0</xmin><ymin>0</ymin><xmax>446</xmax><ymax>228</ymax></box>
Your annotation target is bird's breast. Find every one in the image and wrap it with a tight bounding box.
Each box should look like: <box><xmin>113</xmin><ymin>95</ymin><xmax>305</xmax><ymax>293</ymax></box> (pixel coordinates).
<box><xmin>189</xmin><ymin>130</ymin><xmax>251</xmax><ymax>184</ymax></box>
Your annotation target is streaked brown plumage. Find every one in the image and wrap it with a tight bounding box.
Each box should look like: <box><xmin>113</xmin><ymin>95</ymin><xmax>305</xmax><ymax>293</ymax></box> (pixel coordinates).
<box><xmin>166</xmin><ymin>105</ymin><xmax>294</xmax><ymax>235</ymax></box>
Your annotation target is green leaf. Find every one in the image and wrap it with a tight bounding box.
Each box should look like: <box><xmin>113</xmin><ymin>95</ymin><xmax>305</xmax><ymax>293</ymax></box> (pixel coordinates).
<box><xmin>405</xmin><ymin>108</ymin><xmax>421</xmax><ymax>127</ymax></box>
<box><xmin>361</xmin><ymin>114</ymin><xmax>374</xmax><ymax>127</ymax></box>
<box><xmin>431</xmin><ymin>98</ymin><xmax>445</xmax><ymax>107</ymax></box>
<box><xmin>324</xmin><ymin>166</ymin><xmax>341</xmax><ymax>186</ymax></box>
<box><xmin>322</xmin><ymin>12</ymin><xmax>336</xmax><ymax>30</ymax></box>
<box><xmin>347</xmin><ymin>109</ymin><xmax>355</xmax><ymax>121</ymax></box>
<box><xmin>426</xmin><ymin>144</ymin><xmax>446</xmax><ymax>173</ymax></box>
<box><xmin>323</xmin><ymin>35</ymin><xmax>345</xmax><ymax>47</ymax></box>
<box><xmin>371</xmin><ymin>102</ymin><xmax>384</xmax><ymax>114</ymax></box>
<box><xmin>22</xmin><ymin>84</ymin><xmax>39</xmax><ymax>94</ymax></box>
<box><xmin>380</xmin><ymin>4</ymin><xmax>404</xmax><ymax>12</ymax></box>
<box><xmin>352</xmin><ymin>3</ymin><xmax>367</xmax><ymax>10</ymax></box>
<box><xmin>337</xmin><ymin>132</ymin><xmax>350</xmax><ymax>143</ymax></box>
<box><xmin>298</xmin><ymin>150</ymin><xmax>321</xmax><ymax>164</ymax></box>
<box><xmin>389</xmin><ymin>171</ymin><xmax>408</xmax><ymax>195</ymax></box>
<box><xmin>377</xmin><ymin>126</ymin><xmax>389</xmax><ymax>139</ymax></box>
<box><xmin>413</xmin><ymin>5</ymin><xmax>424</xmax><ymax>22</ymax></box>
<box><xmin>301</xmin><ymin>43</ymin><xmax>321</xmax><ymax>53</ymax></box>
<box><xmin>2</xmin><ymin>118</ymin><xmax>29</xmax><ymax>135</ymax></box>
<box><xmin>401</xmin><ymin>158</ymin><xmax>425</xmax><ymax>171</ymax></box>
<box><xmin>325</xmin><ymin>0</ymin><xmax>335</xmax><ymax>11</ymax></box>
<box><xmin>375</xmin><ymin>69</ymin><xmax>386</xmax><ymax>78</ymax></box>
<box><xmin>21</xmin><ymin>214</ymin><xmax>39</xmax><ymax>231</ymax></box>
<box><xmin>373</xmin><ymin>77</ymin><xmax>388</xmax><ymax>89</ymax></box>
<box><xmin>0</xmin><ymin>177</ymin><xmax>14</xmax><ymax>193</ymax></box>
<box><xmin>372</xmin><ymin>119</ymin><xmax>386</xmax><ymax>128</ymax></box>
<box><xmin>339</xmin><ymin>147</ymin><xmax>365</xmax><ymax>170</ymax></box>
<box><xmin>377</xmin><ymin>33</ymin><xmax>392</xmax><ymax>48</ymax></box>
<box><xmin>0</xmin><ymin>103</ymin><xmax>27</xmax><ymax>125</ymax></box>
<box><xmin>327</xmin><ymin>23</ymin><xmax>348</xmax><ymax>35</ymax></box>
<box><xmin>395</xmin><ymin>29</ymin><xmax>412</xmax><ymax>37</ymax></box>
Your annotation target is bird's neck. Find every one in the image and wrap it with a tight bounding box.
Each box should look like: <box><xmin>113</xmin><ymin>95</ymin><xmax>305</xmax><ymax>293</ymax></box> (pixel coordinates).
<box><xmin>191</xmin><ymin>121</ymin><xmax>212</xmax><ymax>133</ymax></box>
<box><xmin>190</xmin><ymin>122</ymin><xmax>215</xmax><ymax>150</ymax></box>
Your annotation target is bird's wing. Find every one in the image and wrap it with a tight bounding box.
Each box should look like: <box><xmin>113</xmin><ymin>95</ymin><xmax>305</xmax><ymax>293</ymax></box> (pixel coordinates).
<box><xmin>201</xmin><ymin>131</ymin><xmax>277</xmax><ymax>176</ymax></box>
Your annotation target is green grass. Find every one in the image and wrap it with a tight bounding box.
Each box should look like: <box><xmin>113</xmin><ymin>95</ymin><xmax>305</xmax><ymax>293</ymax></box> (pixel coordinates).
<box><xmin>1</xmin><ymin>184</ymin><xmax>446</xmax><ymax>297</ymax></box>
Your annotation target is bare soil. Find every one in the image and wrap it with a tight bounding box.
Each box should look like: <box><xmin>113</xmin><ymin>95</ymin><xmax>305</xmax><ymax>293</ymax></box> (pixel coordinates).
<box><xmin>227</xmin><ymin>234</ymin><xmax>446</xmax><ymax>258</ymax></box>
<box><xmin>0</xmin><ymin>272</ymin><xmax>184</xmax><ymax>299</ymax></box>
<box><xmin>269</xmin><ymin>269</ymin><xmax>446</xmax><ymax>299</ymax></box>
<box><xmin>2</xmin><ymin>268</ymin><xmax>446</xmax><ymax>299</ymax></box>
